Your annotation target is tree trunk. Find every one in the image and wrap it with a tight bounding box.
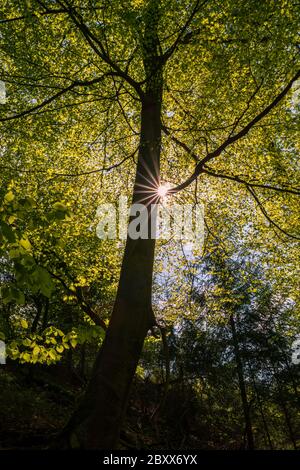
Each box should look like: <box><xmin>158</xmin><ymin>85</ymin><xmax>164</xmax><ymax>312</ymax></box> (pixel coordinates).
<box><xmin>229</xmin><ymin>315</ymin><xmax>255</xmax><ymax>450</ymax></box>
<box><xmin>61</xmin><ymin>0</ymin><xmax>163</xmax><ymax>449</ymax></box>
<box><xmin>249</xmin><ymin>365</ymin><xmax>273</xmax><ymax>449</ymax></box>
<box><xmin>31</xmin><ymin>296</ymin><xmax>42</xmax><ymax>333</ymax></box>
<box><xmin>271</xmin><ymin>365</ymin><xmax>298</xmax><ymax>450</ymax></box>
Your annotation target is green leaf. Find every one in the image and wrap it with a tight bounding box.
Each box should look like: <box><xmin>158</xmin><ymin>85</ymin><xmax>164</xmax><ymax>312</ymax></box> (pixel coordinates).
<box><xmin>4</xmin><ymin>191</ymin><xmax>14</xmax><ymax>203</ymax></box>
<box><xmin>9</xmin><ymin>248</ymin><xmax>22</xmax><ymax>259</ymax></box>
<box><xmin>8</xmin><ymin>215</ymin><xmax>16</xmax><ymax>224</ymax></box>
<box><xmin>20</xmin><ymin>319</ymin><xmax>28</xmax><ymax>329</ymax></box>
<box><xmin>21</xmin><ymin>352</ymin><xmax>31</xmax><ymax>362</ymax></box>
<box><xmin>18</xmin><ymin>197</ymin><xmax>35</xmax><ymax>209</ymax></box>
<box><xmin>19</xmin><ymin>238</ymin><xmax>32</xmax><ymax>251</ymax></box>
<box><xmin>49</xmin><ymin>202</ymin><xmax>69</xmax><ymax>220</ymax></box>
<box><xmin>20</xmin><ymin>254</ymin><xmax>36</xmax><ymax>268</ymax></box>
<box><xmin>48</xmin><ymin>350</ymin><xmax>57</xmax><ymax>360</ymax></box>
<box><xmin>0</xmin><ymin>221</ymin><xmax>16</xmax><ymax>243</ymax></box>
<box><xmin>30</xmin><ymin>266</ymin><xmax>54</xmax><ymax>298</ymax></box>
<box><xmin>1</xmin><ymin>286</ymin><xmax>25</xmax><ymax>305</ymax></box>
<box><xmin>22</xmin><ymin>338</ymin><xmax>32</xmax><ymax>346</ymax></box>
<box><xmin>32</xmin><ymin>345</ymin><xmax>40</xmax><ymax>356</ymax></box>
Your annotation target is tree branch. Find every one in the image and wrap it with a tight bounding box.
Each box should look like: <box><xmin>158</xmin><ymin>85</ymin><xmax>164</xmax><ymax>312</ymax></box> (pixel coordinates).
<box><xmin>48</xmin><ymin>271</ymin><xmax>107</xmax><ymax>331</ymax></box>
<box><xmin>162</xmin><ymin>124</ymin><xmax>199</xmax><ymax>163</ymax></box>
<box><xmin>169</xmin><ymin>69</ymin><xmax>300</xmax><ymax>193</ymax></box>
<box><xmin>47</xmin><ymin>147</ymin><xmax>139</xmax><ymax>179</ymax></box>
<box><xmin>57</xmin><ymin>0</ymin><xmax>143</xmax><ymax>97</ymax></box>
<box><xmin>246</xmin><ymin>186</ymin><xmax>300</xmax><ymax>240</ymax></box>
<box><xmin>0</xmin><ymin>8</ymin><xmax>67</xmax><ymax>24</ymax></box>
<box><xmin>202</xmin><ymin>167</ymin><xmax>300</xmax><ymax>196</ymax></box>
<box><xmin>163</xmin><ymin>0</ymin><xmax>208</xmax><ymax>62</ymax></box>
<box><xmin>0</xmin><ymin>73</ymin><xmax>115</xmax><ymax>122</ymax></box>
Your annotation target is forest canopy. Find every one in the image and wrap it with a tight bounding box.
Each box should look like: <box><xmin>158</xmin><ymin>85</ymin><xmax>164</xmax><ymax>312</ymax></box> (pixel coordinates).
<box><xmin>0</xmin><ymin>0</ymin><xmax>299</xmax><ymax>451</ymax></box>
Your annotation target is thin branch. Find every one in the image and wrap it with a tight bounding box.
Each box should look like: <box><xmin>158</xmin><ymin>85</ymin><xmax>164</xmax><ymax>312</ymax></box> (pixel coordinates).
<box><xmin>246</xmin><ymin>186</ymin><xmax>300</xmax><ymax>240</ymax></box>
<box><xmin>0</xmin><ymin>8</ymin><xmax>67</xmax><ymax>24</ymax></box>
<box><xmin>0</xmin><ymin>73</ymin><xmax>115</xmax><ymax>122</ymax></box>
<box><xmin>57</xmin><ymin>0</ymin><xmax>143</xmax><ymax>97</ymax></box>
<box><xmin>228</xmin><ymin>79</ymin><xmax>264</xmax><ymax>137</ymax></box>
<box><xmin>202</xmin><ymin>167</ymin><xmax>300</xmax><ymax>196</ymax></box>
<box><xmin>162</xmin><ymin>125</ymin><xmax>199</xmax><ymax>163</ymax></box>
<box><xmin>111</xmin><ymin>75</ymin><xmax>139</xmax><ymax>135</ymax></box>
<box><xmin>181</xmin><ymin>30</ymin><xmax>252</xmax><ymax>45</ymax></box>
<box><xmin>49</xmin><ymin>271</ymin><xmax>107</xmax><ymax>331</ymax></box>
<box><xmin>47</xmin><ymin>147</ymin><xmax>138</xmax><ymax>179</ymax></box>
<box><xmin>163</xmin><ymin>0</ymin><xmax>208</xmax><ymax>62</ymax></box>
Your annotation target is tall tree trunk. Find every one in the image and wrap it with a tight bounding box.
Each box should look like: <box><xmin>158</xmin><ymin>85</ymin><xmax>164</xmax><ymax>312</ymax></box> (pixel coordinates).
<box><xmin>271</xmin><ymin>365</ymin><xmax>298</xmax><ymax>450</ymax></box>
<box><xmin>61</xmin><ymin>0</ymin><xmax>163</xmax><ymax>449</ymax></box>
<box><xmin>31</xmin><ymin>296</ymin><xmax>43</xmax><ymax>333</ymax></box>
<box><xmin>229</xmin><ymin>315</ymin><xmax>255</xmax><ymax>450</ymax></box>
<box><xmin>249</xmin><ymin>365</ymin><xmax>273</xmax><ymax>449</ymax></box>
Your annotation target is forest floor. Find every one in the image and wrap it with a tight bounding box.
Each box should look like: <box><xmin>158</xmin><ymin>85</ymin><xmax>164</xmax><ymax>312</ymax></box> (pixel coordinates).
<box><xmin>0</xmin><ymin>365</ymin><xmax>239</xmax><ymax>450</ymax></box>
<box><xmin>0</xmin><ymin>366</ymin><xmax>73</xmax><ymax>449</ymax></box>
<box><xmin>0</xmin><ymin>366</ymin><xmax>210</xmax><ymax>450</ymax></box>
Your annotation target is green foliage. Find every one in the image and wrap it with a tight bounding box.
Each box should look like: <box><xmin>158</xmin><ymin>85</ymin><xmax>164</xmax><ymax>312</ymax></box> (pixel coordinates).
<box><xmin>0</xmin><ymin>0</ymin><xmax>299</xmax><ymax>450</ymax></box>
<box><xmin>4</xmin><ymin>324</ymin><xmax>104</xmax><ymax>365</ymax></box>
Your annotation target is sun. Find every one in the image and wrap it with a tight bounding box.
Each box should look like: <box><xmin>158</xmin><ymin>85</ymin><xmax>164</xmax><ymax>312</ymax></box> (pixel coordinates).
<box><xmin>157</xmin><ymin>184</ymin><xmax>169</xmax><ymax>198</ymax></box>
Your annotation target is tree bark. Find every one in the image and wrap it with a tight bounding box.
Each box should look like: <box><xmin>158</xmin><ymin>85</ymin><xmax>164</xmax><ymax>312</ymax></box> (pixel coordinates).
<box><xmin>60</xmin><ymin>0</ymin><xmax>163</xmax><ymax>449</ymax></box>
